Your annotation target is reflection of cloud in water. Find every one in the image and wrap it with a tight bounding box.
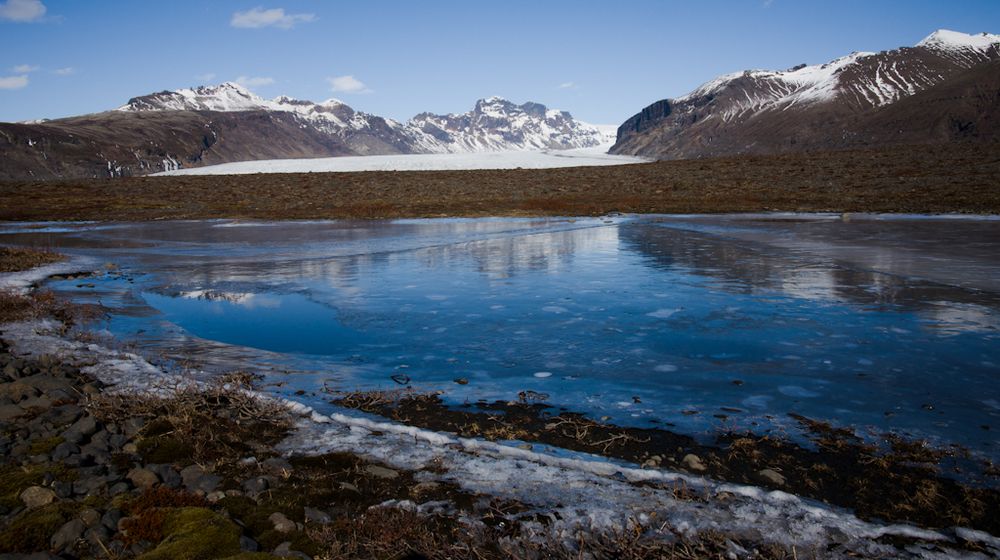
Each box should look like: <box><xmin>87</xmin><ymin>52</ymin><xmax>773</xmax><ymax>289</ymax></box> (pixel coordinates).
<box><xmin>921</xmin><ymin>302</ymin><xmax>1000</xmax><ymax>336</ymax></box>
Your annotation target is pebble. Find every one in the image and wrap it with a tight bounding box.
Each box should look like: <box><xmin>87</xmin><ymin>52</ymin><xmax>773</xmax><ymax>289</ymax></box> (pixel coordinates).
<box><xmin>303</xmin><ymin>507</ymin><xmax>331</xmax><ymax>524</ymax></box>
<box><xmin>50</xmin><ymin>518</ymin><xmax>86</xmax><ymax>552</ymax></box>
<box><xmin>681</xmin><ymin>453</ymin><xmax>708</xmax><ymax>472</ymax></box>
<box><xmin>757</xmin><ymin>468</ymin><xmax>787</xmax><ymax>487</ymax></box>
<box><xmin>261</xmin><ymin>457</ymin><xmax>294</xmax><ymax>477</ymax></box>
<box><xmin>364</xmin><ymin>465</ymin><xmax>399</xmax><ymax>480</ymax></box>
<box><xmin>126</xmin><ymin>467</ymin><xmax>160</xmax><ymax>490</ymax></box>
<box><xmin>19</xmin><ymin>486</ymin><xmax>57</xmax><ymax>509</ymax></box>
<box><xmin>268</xmin><ymin>512</ymin><xmax>297</xmax><ymax>533</ymax></box>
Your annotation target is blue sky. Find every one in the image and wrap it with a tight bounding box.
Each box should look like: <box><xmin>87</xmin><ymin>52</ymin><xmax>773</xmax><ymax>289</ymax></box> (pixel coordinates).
<box><xmin>1</xmin><ymin>0</ymin><xmax>998</xmax><ymax>124</ymax></box>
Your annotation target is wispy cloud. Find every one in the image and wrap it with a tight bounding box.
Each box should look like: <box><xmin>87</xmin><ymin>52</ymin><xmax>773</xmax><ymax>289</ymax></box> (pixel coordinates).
<box><xmin>196</xmin><ymin>72</ymin><xmax>217</xmax><ymax>83</ymax></box>
<box><xmin>52</xmin><ymin>67</ymin><xmax>75</xmax><ymax>76</ymax></box>
<box><xmin>762</xmin><ymin>0</ymin><xmax>774</xmax><ymax>7</ymax></box>
<box><xmin>12</xmin><ymin>64</ymin><xmax>39</xmax><ymax>73</ymax></box>
<box><xmin>0</xmin><ymin>75</ymin><xmax>29</xmax><ymax>90</ymax></box>
<box><xmin>0</xmin><ymin>0</ymin><xmax>46</xmax><ymax>22</ymax></box>
<box><xmin>327</xmin><ymin>75</ymin><xmax>371</xmax><ymax>94</ymax></box>
<box><xmin>558</xmin><ymin>81</ymin><xmax>576</xmax><ymax>89</ymax></box>
<box><xmin>231</xmin><ymin>7</ymin><xmax>316</xmax><ymax>29</ymax></box>
<box><xmin>234</xmin><ymin>75</ymin><xmax>275</xmax><ymax>88</ymax></box>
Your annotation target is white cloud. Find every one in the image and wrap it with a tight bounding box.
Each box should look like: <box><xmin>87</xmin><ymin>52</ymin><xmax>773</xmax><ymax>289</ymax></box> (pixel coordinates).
<box><xmin>231</xmin><ymin>7</ymin><xmax>315</xmax><ymax>29</ymax></box>
<box><xmin>12</xmin><ymin>64</ymin><xmax>39</xmax><ymax>73</ymax></box>
<box><xmin>0</xmin><ymin>0</ymin><xmax>46</xmax><ymax>22</ymax></box>
<box><xmin>558</xmin><ymin>81</ymin><xmax>576</xmax><ymax>89</ymax></box>
<box><xmin>196</xmin><ymin>73</ymin><xmax>217</xmax><ymax>83</ymax></box>
<box><xmin>762</xmin><ymin>0</ymin><xmax>774</xmax><ymax>6</ymax></box>
<box><xmin>327</xmin><ymin>75</ymin><xmax>371</xmax><ymax>94</ymax></box>
<box><xmin>234</xmin><ymin>75</ymin><xmax>275</xmax><ymax>88</ymax></box>
<box><xmin>52</xmin><ymin>67</ymin><xmax>75</xmax><ymax>75</ymax></box>
<box><xmin>0</xmin><ymin>75</ymin><xmax>29</xmax><ymax>89</ymax></box>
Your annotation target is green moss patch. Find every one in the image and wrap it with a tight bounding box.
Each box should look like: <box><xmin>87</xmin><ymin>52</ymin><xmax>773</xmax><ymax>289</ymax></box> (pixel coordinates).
<box><xmin>0</xmin><ymin>463</ymin><xmax>76</xmax><ymax>510</ymax></box>
<box><xmin>28</xmin><ymin>436</ymin><xmax>65</xmax><ymax>456</ymax></box>
<box><xmin>137</xmin><ymin>507</ymin><xmax>242</xmax><ymax>560</ymax></box>
<box><xmin>0</xmin><ymin>502</ymin><xmax>81</xmax><ymax>553</ymax></box>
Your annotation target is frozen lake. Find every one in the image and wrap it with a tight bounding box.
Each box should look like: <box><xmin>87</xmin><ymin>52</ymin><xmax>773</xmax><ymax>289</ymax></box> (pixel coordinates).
<box><xmin>2</xmin><ymin>214</ymin><xmax>998</xmax><ymax>461</ymax></box>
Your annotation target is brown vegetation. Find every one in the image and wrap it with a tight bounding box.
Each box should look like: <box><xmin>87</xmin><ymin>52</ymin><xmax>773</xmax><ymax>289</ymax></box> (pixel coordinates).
<box><xmin>1</xmin><ymin>142</ymin><xmax>999</xmax><ymax>221</ymax></box>
<box><xmin>333</xmin><ymin>390</ymin><xmax>1000</xmax><ymax>536</ymax></box>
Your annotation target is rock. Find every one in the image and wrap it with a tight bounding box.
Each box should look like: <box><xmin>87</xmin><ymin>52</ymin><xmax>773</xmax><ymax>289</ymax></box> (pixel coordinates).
<box><xmin>338</xmin><ymin>482</ymin><xmax>360</xmax><ymax>493</ymax></box>
<box><xmin>122</xmin><ymin>442</ymin><xmax>139</xmax><ymax>454</ymax></box>
<box><xmin>108</xmin><ymin>482</ymin><xmax>130</xmax><ymax>497</ymax></box>
<box><xmin>147</xmin><ymin>464</ymin><xmax>181</xmax><ymax>488</ymax></box>
<box><xmin>641</xmin><ymin>455</ymin><xmax>663</xmax><ymax>469</ymax></box>
<box><xmin>127</xmin><ymin>467</ymin><xmax>160</xmax><ymax>489</ymax></box>
<box><xmin>79</xmin><ymin>508</ymin><xmax>102</xmax><ymax>527</ymax></box>
<box><xmin>51</xmin><ymin>480</ymin><xmax>73</xmax><ymax>499</ymax></box>
<box><xmin>67</xmin><ymin>415</ymin><xmax>98</xmax><ymax>438</ymax></box>
<box><xmin>0</xmin><ymin>404</ymin><xmax>25</xmax><ymax>421</ymax></box>
<box><xmin>303</xmin><ymin>507</ymin><xmax>331</xmax><ymax>524</ymax></box>
<box><xmin>50</xmin><ymin>518</ymin><xmax>86</xmax><ymax>552</ymax></box>
<box><xmin>268</xmin><ymin>512</ymin><xmax>296</xmax><ymax>533</ymax></box>
<box><xmin>363</xmin><ymin>465</ymin><xmax>399</xmax><ymax>480</ymax></box>
<box><xmin>681</xmin><ymin>453</ymin><xmax>707</xmax><ymax>472</ymax></box>
<box><xmin>123</xmin><ymin>417</ymin><xmax>145</xmax><ymax>437</ymax></box>
<box><xmin>19</xmin><ymin>486</ymin><xmax>56</xmax><ymax>509</ymax></box>
<box><xmin>261</xmin><ymin>457</ymin><xmax>293</xmax><ymax>477</ymax></box>
<box><xmin>273</xmin><ymin>541</ymin><xmax>312</xmax><ymax>560</ymax></box>
<box><xmin>73</xmin><ymin>475</ymin><xmax>108</xmax><ymax>496</ymax></box>
<box><xmin>239</xmin><ymin>535</ymin><xmax>260</xmax><ymax>552</ymax></box>
<box><xmin>0</xmin><ymin>381</ymin><xmax>39</xmax><ymax>402</ymax></box>
<box><xmin>83</xmin><ymin>526</ymin><xmax>111</xmax><ymax>550</ymax></box>
<box><xmin>101</xmin><ymin>509</ymin><xmax>124</xmax><ymax>531</ymax></box>
<box><xmin>51</xmin><ymin>441</ymin><xmax>80</xmax><ymax>461</ymax></box>
<box><xmin>180</xmin><ymin>465</ymin><xmax>221</xmax><ymax>493</ymax></box>
<box><xmin>242</xmin><ymin>476</ymin><xmax>270</xmax><ymax>496</ymax></box>
<box><xmin>17</xmin><ymin>395</ymin><xmax>53</xmax><ymax>411</ymax></box>
<box><xmin>80</xmin><ymin>444</ymin><xmax>111</xmax><ymax>465</ymax></box>
<box><xmin>757</xmin><ymin>468</ymin><xmax>787</xmax><ymax>487</ymax></box>
<box><xmin>205</xmin><ymin>491</ymin><xmax>226</xmax><ymax>503</ymax></box>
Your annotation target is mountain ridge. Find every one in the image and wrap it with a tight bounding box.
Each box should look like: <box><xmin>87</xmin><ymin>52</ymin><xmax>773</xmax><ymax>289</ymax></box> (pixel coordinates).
<box><xmin>610</xmin><ymin>29</ymin><xmax>1000</xmax><ymax>159</ymax></box>
<box><xmin>0</xmin><ymin>87</ymin><xmax>608</xmax><ymax>180</ymax></box>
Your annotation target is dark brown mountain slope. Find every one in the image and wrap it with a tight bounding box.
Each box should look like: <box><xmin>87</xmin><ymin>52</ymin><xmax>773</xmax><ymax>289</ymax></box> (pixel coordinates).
<box><xmin>611</xmin><ymin>30</ymin><xmax>1000</xmax><ymax>159</ymax></box>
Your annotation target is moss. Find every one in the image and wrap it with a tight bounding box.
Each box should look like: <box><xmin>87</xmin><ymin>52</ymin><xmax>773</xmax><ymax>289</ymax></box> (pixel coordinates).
<box><xmin>220</xmin><ymin>555</ymin><xmax>283</xmax><ymax>560</ymax></box>
<box><xmin>138</xmin><ymin>507</ymin><xmax>242</xmax><ymax>560</ymax></box>
<box><xmin>0</xmin><ymin>463</ymin><xmax>75</xmax><ymax>510</ymax></box>
<box><xmin>0</xmin><ymin>502</ymin><xmax>80</xmax><ymax>553</ymax></box>
<box><xmin>28</xmin><ymin>436</ymin><xmax>65</xmax><ymax>456</ymax></box>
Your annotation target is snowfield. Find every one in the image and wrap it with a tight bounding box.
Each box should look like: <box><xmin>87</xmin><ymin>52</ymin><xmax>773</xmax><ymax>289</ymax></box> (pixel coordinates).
<box><xmin>154</xmin><ymin>145</ymin><xmax>646</xmax><ymax>176</ymax></box>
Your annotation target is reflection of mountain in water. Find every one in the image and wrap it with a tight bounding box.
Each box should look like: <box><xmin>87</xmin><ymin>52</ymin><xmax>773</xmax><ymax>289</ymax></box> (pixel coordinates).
<box><xmin>618</xmin><ymin>222</ymin><xmax>1000</xmax><ymax>334</ymax></box>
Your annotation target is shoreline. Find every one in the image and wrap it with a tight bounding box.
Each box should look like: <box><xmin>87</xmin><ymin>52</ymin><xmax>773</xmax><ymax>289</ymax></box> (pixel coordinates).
<box><xmin>2</xmin><ymin>245</ymin><xmax>1000</xmax><ymax>558</ymax></box>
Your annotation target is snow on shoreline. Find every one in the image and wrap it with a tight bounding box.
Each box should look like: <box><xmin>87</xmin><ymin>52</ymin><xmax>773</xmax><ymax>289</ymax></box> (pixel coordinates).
<box><xmin>153</xmin><ymin>145</ymin><xmax>647</xmax><ymax>176</ymax></box>
<box><xmin>0</xmin><ymin>256</ymin><xmax>97</xmax><ymax>294</ymax></box>
<box><xmin>1</xmin><ymin>317</ymin><xmax>997</xmax><ymax>558</ymax></box>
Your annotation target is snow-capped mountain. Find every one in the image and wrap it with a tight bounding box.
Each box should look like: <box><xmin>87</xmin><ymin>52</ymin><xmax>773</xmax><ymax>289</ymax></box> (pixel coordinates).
<box><xmin>118</xmin><ymin>83</ymin><xmax>606</xmax><ymax>155</ymax></box>
<box><xmin>409</xmin><ymin>97</ymin><xmax>607</xmax><ymax>152</ymax></box>
<box><xmin>612</xmin><ymin>29</ymin><xmax>1000</xmax><ymax>159</ymax></box>
<box><xmin>0</xmin><ymin>83</ymin><xmax>608</xmax><ymax>179</ymax></box>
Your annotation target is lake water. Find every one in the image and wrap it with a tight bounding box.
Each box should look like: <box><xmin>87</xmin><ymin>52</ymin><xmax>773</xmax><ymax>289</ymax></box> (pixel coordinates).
<box><xmin>2</xmin><ymin>214</ymin><xmax>999</xmax><ymax>462</ymax></box>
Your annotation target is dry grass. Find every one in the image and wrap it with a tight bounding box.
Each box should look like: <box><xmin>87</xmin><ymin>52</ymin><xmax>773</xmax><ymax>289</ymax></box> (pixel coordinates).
<box><xmin>1</xmin><ymin>142</ymin><xmax>998</xmax><ymax>221</ymax></box>
<box><xmin>87</xmin><ymin>375</ymin><xmax>292</xmax><ymax>466</ymax></box>
<box><xmin>309</xmin><ymin>508</ymin><xmax>798</xmax><ymax>560</ymax></box>
<box><xmin>0</xmin><ymin>246</ymin><xmax>64</xmax><ymax>273</ymax></box>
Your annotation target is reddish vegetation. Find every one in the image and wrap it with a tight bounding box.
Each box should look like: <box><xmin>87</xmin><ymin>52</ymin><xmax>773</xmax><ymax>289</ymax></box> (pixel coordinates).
<box><xmin>1</xmin><ymin>142</ymin><xmax>998</xmax><ymax>221</ymax></box>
